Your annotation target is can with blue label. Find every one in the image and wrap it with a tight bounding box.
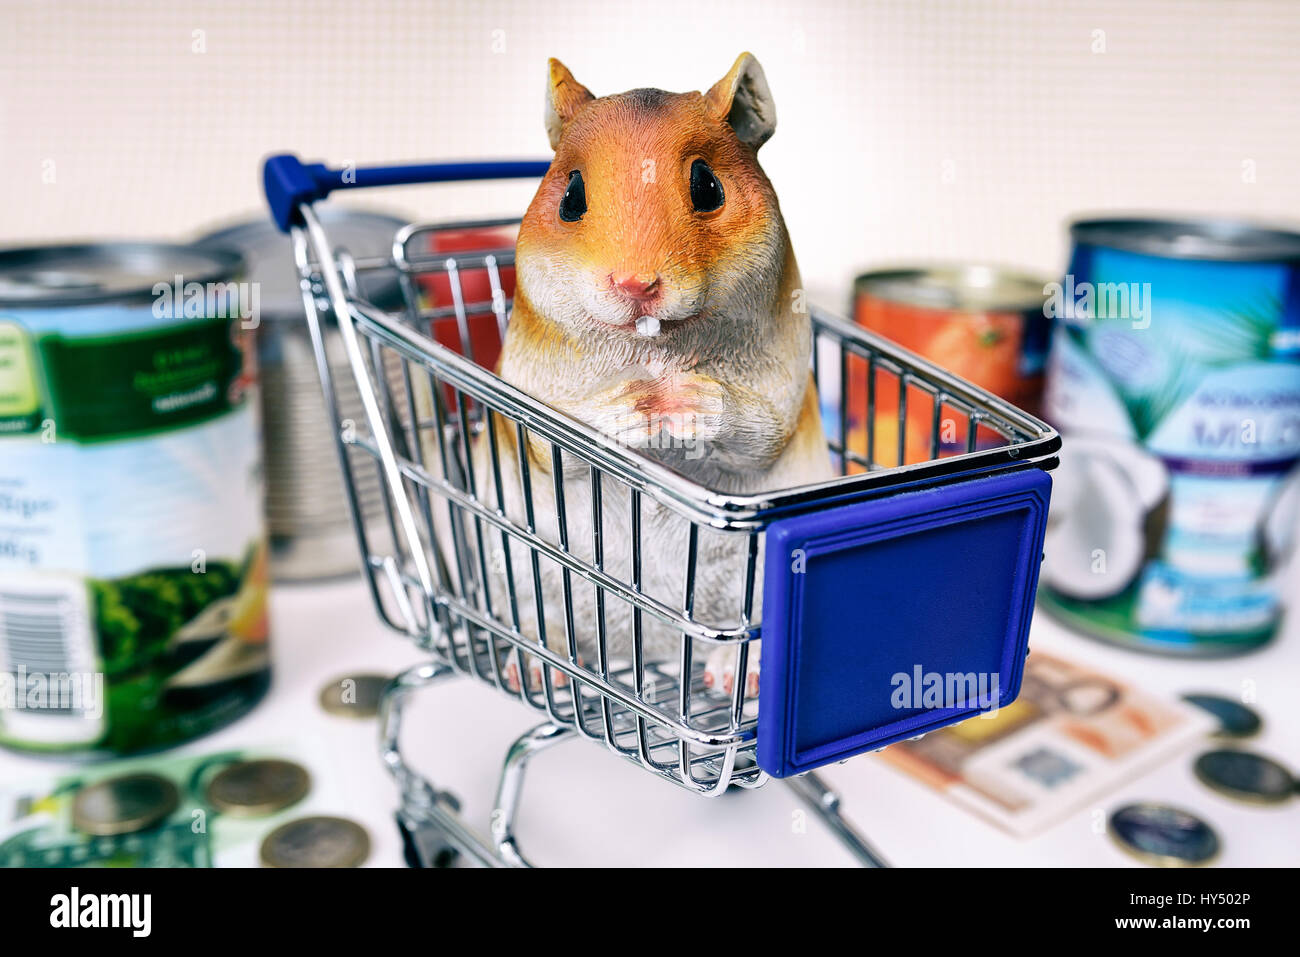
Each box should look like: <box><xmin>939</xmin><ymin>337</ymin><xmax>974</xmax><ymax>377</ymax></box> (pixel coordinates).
<box><xmin>0</xmin><ymin>243</ymin><xmax>270</xmax><ymax>754</ymax></box>
<box><xmin>1041</xmin><ymin>218</ymin><xmax>1300</xmax><ymax>656</ymax></box>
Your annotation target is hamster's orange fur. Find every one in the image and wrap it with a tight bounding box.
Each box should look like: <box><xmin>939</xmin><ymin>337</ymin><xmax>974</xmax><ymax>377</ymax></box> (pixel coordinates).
<box><xmin>433</xmin><ymin>55</ymin><xmax>832</xmax><ymax>696</ymax></box>
<box><xmin>501</xmin><ymin>54</ymin><xmax>830</xmax><ymax>494</ymax></box>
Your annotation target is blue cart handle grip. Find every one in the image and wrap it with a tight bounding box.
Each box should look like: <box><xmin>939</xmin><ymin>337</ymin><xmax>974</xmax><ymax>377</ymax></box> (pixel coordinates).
<box><xmin>263</xmin><ymin>153</ymin><xmax>552</xmax><ymax>232</ymax></box>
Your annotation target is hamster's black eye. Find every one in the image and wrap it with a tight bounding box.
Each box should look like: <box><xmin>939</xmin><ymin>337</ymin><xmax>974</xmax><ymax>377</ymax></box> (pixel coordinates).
<box><xmin>689</xmin><ymin>160</ymin><xmax>724</xmax><ymax>213</ymax></box>
<box><xmin>559</xmin><ymin>169</ymin><xmax>586</xmax><ymax>222</ymax></box>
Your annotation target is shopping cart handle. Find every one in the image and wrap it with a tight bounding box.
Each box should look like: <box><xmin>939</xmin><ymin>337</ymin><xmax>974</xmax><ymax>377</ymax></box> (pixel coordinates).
<box><xmin>262</xmin><ymin>153</ymin><xmax>553</xmax><ymax>231</ymax></box>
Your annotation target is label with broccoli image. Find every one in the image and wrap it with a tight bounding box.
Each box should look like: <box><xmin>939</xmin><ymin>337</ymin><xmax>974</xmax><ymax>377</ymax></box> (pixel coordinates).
<box><xmin>0</xmin><ymin>301</ymin><xmax>267</xmax><ymax>755</ymax></box>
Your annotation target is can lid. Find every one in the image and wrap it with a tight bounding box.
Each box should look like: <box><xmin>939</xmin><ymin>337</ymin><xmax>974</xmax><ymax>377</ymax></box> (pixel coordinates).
<box><xmin>195</xmin><ymin>208</ymin><xmax>407</xmax><ymax>318</ymax></box>
<box><xmin>0</xmin><ymin>243</ymin><xmax>242</xmax><ymax>307</ymax></box>
<box><xmin>854</xmin><ymin>264</ymin><xmax>1049</xmax><ymax>313</ymax></box>
<box><xmin>1070</xmin><ymin>217</ymin><xmax>1300</xmax><ymax>262</ymax></box>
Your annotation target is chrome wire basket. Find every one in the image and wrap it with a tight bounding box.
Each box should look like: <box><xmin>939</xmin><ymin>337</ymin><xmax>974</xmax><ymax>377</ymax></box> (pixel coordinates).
<box><xmin>264</xmin><ymin>155</ymin><xmax>1059</xmax><ymax>867</ymax></box>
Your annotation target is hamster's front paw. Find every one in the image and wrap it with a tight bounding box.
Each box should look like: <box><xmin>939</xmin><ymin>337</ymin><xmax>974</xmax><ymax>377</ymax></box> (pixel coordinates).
<box><xmin>658</xmin><ymin>372</ymin><xmax>726</xmax><ymax>444</ymax></box>
<box><xmin>703</xmin><ymin>642</ymin><xmax>761</xmax><ymax>699</ymax></box>
<box><xmin>584</xmin><ymin>377</ymin><xmax>668</xmax><ymax>448</ymax></box>
<box><xmin>582</xmin><ymin>372</ymin><xmax>727</xmax><ymax>450</ymax></box>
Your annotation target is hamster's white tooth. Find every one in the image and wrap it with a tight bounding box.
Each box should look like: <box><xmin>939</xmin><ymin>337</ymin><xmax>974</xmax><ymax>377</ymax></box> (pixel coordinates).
<box><xmin>636</xmin><ymin>315</ymin><xmax>661</xmax><ymax>337</ymax></box>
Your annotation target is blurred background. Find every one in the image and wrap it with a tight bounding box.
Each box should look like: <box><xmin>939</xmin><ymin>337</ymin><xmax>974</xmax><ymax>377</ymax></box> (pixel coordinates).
<box><xmin>1</xmin><ymin>0</ymin><xmax>1297</xmax><ymax>869</ymax></box>
<box><xmin>5</xmin><ymin>0</ymin><xmax>1300</xmax><ymax>290</ymax></box>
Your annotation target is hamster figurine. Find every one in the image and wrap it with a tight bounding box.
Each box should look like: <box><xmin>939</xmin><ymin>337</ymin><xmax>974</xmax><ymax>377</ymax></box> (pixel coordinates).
<box><xmin>438</xmin><ymin>54</ymin><xmax>832</xmax><ymax>698</ymax></box>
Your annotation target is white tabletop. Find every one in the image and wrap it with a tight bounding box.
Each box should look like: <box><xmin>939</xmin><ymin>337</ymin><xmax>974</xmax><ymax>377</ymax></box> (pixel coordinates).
<box><xmin>2</xmin><ymin>574</ymin><xmax>1296</xmax><ymax>868</ymax></box>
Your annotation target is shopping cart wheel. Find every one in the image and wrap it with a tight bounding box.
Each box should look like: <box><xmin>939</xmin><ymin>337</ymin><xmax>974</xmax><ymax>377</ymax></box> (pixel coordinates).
<box><xmin>397</xmin><ymin>808</ymin><xmax>461</xmax><ymax>868</ymax></box>
<box><xmin>396</xmin><ymin>790</ymin><xmax>464</xmax><ymax>868</ymax></box>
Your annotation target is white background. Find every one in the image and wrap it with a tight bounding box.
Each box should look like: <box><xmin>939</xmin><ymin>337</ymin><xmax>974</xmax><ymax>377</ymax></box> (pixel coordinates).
<box><xmin>3</xmin><ymin>0</ymin><xmax>1299</xmax><ymax>299</ymax></box>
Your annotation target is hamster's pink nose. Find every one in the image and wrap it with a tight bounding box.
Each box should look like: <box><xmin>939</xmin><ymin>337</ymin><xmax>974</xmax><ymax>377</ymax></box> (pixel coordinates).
<box><xmin>610</xmin><ymin>271</ymin><xmax>660</xmax><ymax>300</ymax></box>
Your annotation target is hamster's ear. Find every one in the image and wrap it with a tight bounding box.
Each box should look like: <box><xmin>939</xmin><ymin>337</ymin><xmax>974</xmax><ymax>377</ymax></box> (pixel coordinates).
<box><xmin>704</xmin><ymin>52</ymin><xmax>776</xmax><ymax>150</ymax></box>
<box><xmin>545</xmin><ymin>58</ymin><xmax>595</xmax><ymax>150</ymax></box>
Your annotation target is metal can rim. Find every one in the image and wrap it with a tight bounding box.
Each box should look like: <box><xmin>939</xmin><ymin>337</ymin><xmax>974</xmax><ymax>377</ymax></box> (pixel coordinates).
<box><xmin>1069</xmin><ymin>216</ymin><xmax>1300</xmax><ymax>262</ymax></box>
<box><xmin>0</xmin><ymin>241</ymin><xmax>244</xmax><ymax>308</ymax></box>
<box><xmin>854</xmin><ymin>263</ymin><xmax>1052</xmax><ymax>314</ymax></box>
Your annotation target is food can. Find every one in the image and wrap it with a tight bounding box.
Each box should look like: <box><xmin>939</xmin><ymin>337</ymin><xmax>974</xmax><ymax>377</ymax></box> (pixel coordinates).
<box><xmin>197</xmin><ymin>210</ymin><xmax>406</xmax><ymax>582</ymax></box>
<box><xmin>418</xmin><ymin>225</ymin><xmax>518</xmax><ymax>373</ymax></box>
<box><xmin>1040</xmin><ymin>218</ymin><xmax>1300</xmax><ymax>656</ymax></box>
<box><xmin>0</xmin><ymin>243</ymin><xmax>270</xmax><ymax>754</ymax></box>
<box><xmin>849</xmin><ymin>265</ymin><xmax>1051</xmax><ymax>467</ymax></box>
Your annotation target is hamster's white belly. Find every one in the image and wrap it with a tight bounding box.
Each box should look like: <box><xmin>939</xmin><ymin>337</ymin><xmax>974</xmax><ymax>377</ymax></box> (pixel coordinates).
<box><xmin>467</xmin><ymin>443</ymin><xmax>754</xmax><ymax>667</ymax></box>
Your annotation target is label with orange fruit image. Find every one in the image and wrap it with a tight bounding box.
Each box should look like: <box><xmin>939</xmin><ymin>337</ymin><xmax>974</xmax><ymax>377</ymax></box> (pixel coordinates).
<box><xmin>845</xmin><ymin>267</ymin><xmax>1050</xmax><ymax>470</ymax></box>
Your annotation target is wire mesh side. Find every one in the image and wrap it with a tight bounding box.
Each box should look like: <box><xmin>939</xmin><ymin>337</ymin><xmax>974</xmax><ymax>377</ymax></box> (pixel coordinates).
<box><xmin>355</xmin><ymin>325</ymin><xmax>764</xmax><ymax>792</ymax></box>
<box><xmin>291</xmin><ymin>212</ymin><xmax>1057</xmax><ymax>795</ymax></box>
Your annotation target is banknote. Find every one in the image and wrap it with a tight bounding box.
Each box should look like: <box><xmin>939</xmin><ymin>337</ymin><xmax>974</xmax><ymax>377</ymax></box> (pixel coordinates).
<box><xmin>878</xmin><ymin>651</ymin><xmax>1216</xmax><ymax>835</ymax></box>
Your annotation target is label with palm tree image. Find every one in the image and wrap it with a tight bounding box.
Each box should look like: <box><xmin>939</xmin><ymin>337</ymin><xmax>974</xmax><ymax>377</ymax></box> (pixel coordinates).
<box><xmin>1041</xmin><ymin>242</ymin><xmax>1300</xmax><ymax>655</ymax></box>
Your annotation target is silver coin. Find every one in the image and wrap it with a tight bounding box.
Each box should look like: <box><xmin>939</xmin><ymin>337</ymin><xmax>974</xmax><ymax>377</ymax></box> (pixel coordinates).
<box><xmin>1194</xmin><ymin>749</ymin><xmax>1296</xmax><ymax>805</ymax></box>
<box><xmin>1181</xmin><ymin>694</ymin><xmax>1262</xmax><ymax>738</ymax></box>
<box><xmin>72</xmin><ymin>772</ymin><xmax>180</xmax><ymax>837</ymax></box>
<box><xmin>318</xmin><ymin>673</ymin><xmax>392</xmax><ymax>718</ymax></box>
<box><xmin>1109</xmin><ymin>803</ymin><xmax>1220</xmax><ymax>867</ymax></box>
<box><xmin>260</xmin><ymin>815</ymin><xmax>371</xmax><ymax>868</ymax></box>
<box><xmin>206</xmin><ymin>759</ymin><xmax>311</xmax><ymax>817</ymax></box>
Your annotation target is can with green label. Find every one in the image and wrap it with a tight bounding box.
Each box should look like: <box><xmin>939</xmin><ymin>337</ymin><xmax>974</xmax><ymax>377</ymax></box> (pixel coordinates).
<box><xmin>0</xmin><ymin>243</ymin><xmax>270</xmax><ymax>755</ymax></box>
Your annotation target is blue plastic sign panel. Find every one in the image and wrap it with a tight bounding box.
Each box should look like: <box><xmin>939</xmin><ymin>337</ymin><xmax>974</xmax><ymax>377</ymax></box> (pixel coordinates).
<box><xmin>756</xmin><ymin>467</ymin><xmax>1051</xmax><ymax>777</ymax></box>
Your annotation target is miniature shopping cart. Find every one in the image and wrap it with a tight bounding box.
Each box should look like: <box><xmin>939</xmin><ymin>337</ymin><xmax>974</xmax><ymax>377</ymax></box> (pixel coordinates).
<box><xmin>263</xmin><ymin>155</ymin><xmax>1059</xmax><ymax>867</ymax></box>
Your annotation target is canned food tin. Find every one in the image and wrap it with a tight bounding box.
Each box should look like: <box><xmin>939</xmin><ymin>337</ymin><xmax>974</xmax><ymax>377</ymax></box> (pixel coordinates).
<box><xmin>0</xmin><ymin>243</ymin><xmax>269</xmax><ymax>754</ymax></box>
<box><xmin>849</xmin><ymin>265</ymin><xmax>1051</xmax><ymax>467</ymax></box>
<box><xmin>197</xmin><ymin>210</ymin><xmax>406</xmax><ymax>582</ymax></box>
<box><xmin>1041</xmin><ymin>218</ymin><xmax>1300</xmax><ymax>656</ymax></box>
<box><xmin>419</xmin><ymin>225</ymin><xmax>518</xmax><ymax>373</ymax></box>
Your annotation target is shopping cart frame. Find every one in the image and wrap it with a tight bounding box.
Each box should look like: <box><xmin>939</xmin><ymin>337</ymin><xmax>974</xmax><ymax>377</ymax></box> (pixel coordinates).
<box><xmin>264</xmin><ymin>154</ymin><xmax>1059</xmax><ymax>867</ymax></box>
